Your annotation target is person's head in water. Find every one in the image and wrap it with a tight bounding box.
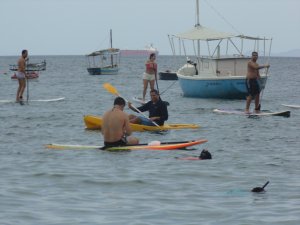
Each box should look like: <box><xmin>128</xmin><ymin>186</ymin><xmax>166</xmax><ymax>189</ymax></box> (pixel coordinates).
<box><xmin>114</xmin><ymin>97</ymin><xmax>126</xmax><ymax>109</ymax></box>
<box><xmin>199</xmin><ymin>149</ymin><xmax>212</xmax><ymax>160</ymax></box>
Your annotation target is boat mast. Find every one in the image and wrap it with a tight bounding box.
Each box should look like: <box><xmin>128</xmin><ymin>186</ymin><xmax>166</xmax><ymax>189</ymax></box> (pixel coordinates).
<box><xmin>196</xmin><ymin>0</ymin><xmax>200</xmax><ymax>58</ymax></box>
<box><xmin>196</xmin><ymin>0</ymin><xmax>200</xmax><ymax>27</ymax></box>
<box><xmin>110</xmin><ymin>29</ymin><xmax>113</xmax><ymax>67</ymax></box>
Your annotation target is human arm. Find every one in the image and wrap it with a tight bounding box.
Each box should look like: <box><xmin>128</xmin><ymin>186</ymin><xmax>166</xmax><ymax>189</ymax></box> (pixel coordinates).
<box><xmin>128</xmin><ymin>101</ymin><xmax>149</xmax><ymax>113</ymax></box>
<box><xmin>248</xmin><ymin>61</ymin><xmax>270</xmax><ymax>70</ymax></box>
<box><xmin>123</xmin><ymin>115</ymin><xmax>132</xmax><ymax>136</ymax></box>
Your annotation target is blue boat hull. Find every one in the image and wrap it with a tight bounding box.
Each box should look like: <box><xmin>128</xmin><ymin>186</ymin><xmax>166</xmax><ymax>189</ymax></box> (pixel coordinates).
<box><xmin>178</xmin><ymin>77</ymin><xmax>267</xmax><ymax>99</ymax></box>
<box><xmin>87</xmin><ymin>67</ymin><xmax>119</xmax><ymax>75</ymax></box>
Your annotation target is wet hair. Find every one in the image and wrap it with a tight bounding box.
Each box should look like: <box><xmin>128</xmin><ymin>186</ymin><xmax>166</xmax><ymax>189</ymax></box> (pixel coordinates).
<box><xmin>149</xmin><ymin>53</ymin><xmax>156</xmax><ymax>59</ymax></box>
<box><xmin>252</xmin><ymin>51</ymin><xmax>258</xmax><ymax>56</ymax></box>
<box><xmin>199</xmin><ymin>149</ymin><xmax>212</xmax><ymax>160</ymax></box>
<box><xmin>150</xmin><ymin>89</ymin><xmax>159</xmax><ymax>95</ymax></box>
<box><xmin>114</xmin><ymin>97</ymin><xmax>126</xmax><ymax>106</ymax></box>
<box><xmin>22</xmin><ymin>49</ymin><xmax>28</xmax><ymax>55</ymax></box>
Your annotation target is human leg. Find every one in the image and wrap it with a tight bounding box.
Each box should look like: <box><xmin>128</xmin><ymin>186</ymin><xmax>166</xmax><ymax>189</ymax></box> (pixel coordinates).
<box><xmin>19</xmin><ymin>79</ymin><xmax>26</xmax><ymax>99</ymax></box>
<box><xmin>127</xmin><ymin>136</ymin><xmax>139</xmax><ymax>145</ymax></box>
<box><xmin>143</xmin><ymin>79</ymin><xmax>148</xmax><ymax>101</ymax></box>
<box><xmin>254</xmin><ymin>94</ymin><xmax>260</xmax><ymax>112</ymax></box>
<box><xmin>129</xmin><ymin>115</ymin><xmax>141</xmax><ymax>124</ymax></box>
<box><xmin>245</xmin><ymin>95</ymin><xmax>252</xmax><ymax>113</ymax></box>
<box><xmin>149</xmin><ymin>79</ymin><xmax>155</xmax><ymax>91</ymax></box>
<box><xmin>16</xmin><ymin>80</ymin><xmax>22</xmax><ymax>102</ymax></box>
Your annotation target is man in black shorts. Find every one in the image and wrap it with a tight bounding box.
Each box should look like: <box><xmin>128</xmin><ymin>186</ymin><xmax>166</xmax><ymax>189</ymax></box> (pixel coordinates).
<box><xmin>245</xmin><ymin>52</ymin><xmax>270</xmax><ymax>113</ymax></box>
<box><xmin>102</xmin><ymin>97</ymin><xmax>139</xmax><ymax>149</ymax></box>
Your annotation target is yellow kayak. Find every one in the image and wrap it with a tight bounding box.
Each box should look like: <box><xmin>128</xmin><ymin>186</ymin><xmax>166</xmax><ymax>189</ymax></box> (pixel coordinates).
<box><xmin>83</xmin><ymin>115</ymin><xmax>200</xmax><ymax>132</ymax></box>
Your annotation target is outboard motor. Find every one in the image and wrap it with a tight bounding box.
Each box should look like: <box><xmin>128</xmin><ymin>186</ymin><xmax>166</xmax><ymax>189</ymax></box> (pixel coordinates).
<box><xmin>186</xmin><ymin>57</ymin><xmax>198</xmax><ymax>75</ymax></box>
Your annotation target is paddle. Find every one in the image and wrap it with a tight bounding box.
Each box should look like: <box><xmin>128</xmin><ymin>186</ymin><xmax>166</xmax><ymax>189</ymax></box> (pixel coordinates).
<box><xmin>251</xmin><ymin>181</ymin><xmax>269</xmax><ymax>193</ymax></box>
<box><xmin>154</xmin><ymin>68</ymin><xmax>170</xmax><ymax>106</ymax></box>
<box><xmin>155</xmin><ymin>67</ymin><xmax>159</xmax><ymax>92</ymax></box>
<box><xmin>26</xmin><ymin>77</ymin><xmax>29</xmax><ymax>104</ymax></box>
<box><xmin>258</xmin><ymin>63</ymin><xmax>270</xmax><ymax>110</ymax></box>
<box><xmin>103</xmin><ymin>83</ymin><xmax>161</xmax><ymax>128</ymax></box>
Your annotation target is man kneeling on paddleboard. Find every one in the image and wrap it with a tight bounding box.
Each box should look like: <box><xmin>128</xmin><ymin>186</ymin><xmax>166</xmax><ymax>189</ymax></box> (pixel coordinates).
<box><xmin>102</xmin><ymin>97</ymin><xmax>139</xmax><ymax>149</ymax></box>
<box><xmin>128</xmin><ymin>89</ymin><xmax>168</xmax><ymax>126</ymax></box>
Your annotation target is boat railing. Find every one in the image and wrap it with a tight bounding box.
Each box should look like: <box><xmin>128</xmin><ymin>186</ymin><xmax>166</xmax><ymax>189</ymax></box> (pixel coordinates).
<box><xmin>182</xmin><ymin>56</ymin><xmax>249</xmax><ymax>77</ymax></box>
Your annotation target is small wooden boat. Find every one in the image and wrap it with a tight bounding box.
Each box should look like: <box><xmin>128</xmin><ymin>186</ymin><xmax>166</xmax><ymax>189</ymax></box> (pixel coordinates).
<box><xmin>9</xmin><ymin>60</ymin><xmax>46</xmax><ymax>72</ymax></box>
<box><xmin>86</xmin><ymin>29</ymin><xmax>120</xmax><ymax>75</ymax></box>
<box><xmin>84</xmin><ymin>115</ymin><xmax>200</xmax><ymax>132</ymax></box>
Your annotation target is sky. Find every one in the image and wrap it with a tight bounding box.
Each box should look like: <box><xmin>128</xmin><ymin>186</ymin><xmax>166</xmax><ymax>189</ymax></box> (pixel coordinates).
<box><xmin>1</xmin><ymin>0</ymin><xmax>299</xmax><ymax>56</ymax></box>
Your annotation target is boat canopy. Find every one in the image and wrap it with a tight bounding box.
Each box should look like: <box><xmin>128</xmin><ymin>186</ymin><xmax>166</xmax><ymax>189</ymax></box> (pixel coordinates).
<box><xmin>174</xmin><ymin>25</ymin><xmax>271</xmax><ymax>41</ymax></box>
<box><xmin>174</xmin><ymin>25</ymin><xmax>234</xmax><ymax>41</ymax></box>
<box><xmin>87</xmin><ymin>48</ymin><xmax>120</xmax><ymax>57</ymax></box>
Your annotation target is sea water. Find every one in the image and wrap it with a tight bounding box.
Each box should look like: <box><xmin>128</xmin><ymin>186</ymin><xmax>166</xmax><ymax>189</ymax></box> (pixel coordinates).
<box><xmin>0</xmin><ymin>55</ymin><xmax>299</xmax><ymax>225</ymax></box>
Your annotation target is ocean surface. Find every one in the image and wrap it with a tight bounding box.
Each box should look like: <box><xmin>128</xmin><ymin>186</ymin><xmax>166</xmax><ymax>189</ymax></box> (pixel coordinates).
<box><xmin>0</xmin><ymin>55</ymin><xmax>299</xmax><ymax>225</ymax></box>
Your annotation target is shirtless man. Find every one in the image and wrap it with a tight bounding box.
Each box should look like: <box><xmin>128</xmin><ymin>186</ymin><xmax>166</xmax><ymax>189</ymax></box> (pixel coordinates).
<box><xmin>142</xmin><ymin>53</ymin><xmax>157</xmax><ymax>101</ymax></box>
<box><xmin>16</xmin><ymin>50</ymin><xmax>28</xmax><ymax>104</ymax></box>
<box><xmin>102</xmin><ymin>97</ymin><xmax>139</xmax><ymax>148</ymax></box>
<box><xmin>245</xmin><ymin>51</ymin><xmax>270</xmax><ymax>113</ymax></box>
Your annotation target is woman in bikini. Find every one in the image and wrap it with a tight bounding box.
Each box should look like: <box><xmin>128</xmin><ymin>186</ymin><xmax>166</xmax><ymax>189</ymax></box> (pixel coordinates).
<box><xmin>142</xmin><ymin>53</ymin><xmax>157</xmax><ymax>102</ymax></box>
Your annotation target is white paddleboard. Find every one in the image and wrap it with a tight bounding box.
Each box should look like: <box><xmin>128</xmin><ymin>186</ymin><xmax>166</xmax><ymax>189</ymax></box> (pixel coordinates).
<box><xmin>281</xmin><ymin>104</ymin><xmax>300</xmax><ymax>109</ymax></box>
<box><xmin>132</xmin><ymin>96</ymin><xmax>147</xmax><ymax>105</ymax></box>
<box><xmin>213</xmin><ymin>109</ymin><xmax>290</xmax><ymax>117</ymax></box>
<box><xmin>0</xmin><ymin>97</ymin><xmax>65</xmax><ymax>103</ymax></box>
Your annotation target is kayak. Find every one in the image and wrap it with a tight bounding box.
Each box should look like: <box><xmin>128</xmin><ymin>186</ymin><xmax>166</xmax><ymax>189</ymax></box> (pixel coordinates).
<box><xmin>83</xmin><ymin>115</ymin><xmax>200</xmax><ymax>131</ymax></box>
<box><xmin>45</xmin><ymin>139</ymin><xmax>208</xmax><ymax>151</ymax></box>
<box><xmin>213</xmin><ymin>109</ymin><xmax>291</xmax><ymax>118</ymax></box>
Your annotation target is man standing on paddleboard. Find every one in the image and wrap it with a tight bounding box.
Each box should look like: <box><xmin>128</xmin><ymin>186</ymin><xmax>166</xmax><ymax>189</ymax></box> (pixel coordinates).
<box><xmin>102</xmin><ymin>97</ymin><xmax>139</xmax><ymax>148</ymax></box>
<box><xmin>16</xmin><ymin>50</ymin><xmax>28</xmax><ymax>104</ymax></box>
<box><xmin>245</xmin><ymin>51</ymin><xmax>270</xmax><ymax>113</ymax></box>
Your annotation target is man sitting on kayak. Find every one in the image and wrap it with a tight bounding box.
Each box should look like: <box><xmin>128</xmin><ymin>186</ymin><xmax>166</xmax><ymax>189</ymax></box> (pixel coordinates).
<box><xmin>128</xmin><ymin>89</ymin><xmax>168</xmax><ymax>126</ymax></box>
<box><xmin>102</xmin><ymin>97</ymin><xmax>139</xmax><ymax>148</ymax></box>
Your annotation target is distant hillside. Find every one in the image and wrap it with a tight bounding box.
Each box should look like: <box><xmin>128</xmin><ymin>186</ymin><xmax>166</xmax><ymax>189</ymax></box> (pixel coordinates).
<box><xmin>273</xmin><ymin>49</ymin><xmax>300</xmax><ymax>57</ymax></box>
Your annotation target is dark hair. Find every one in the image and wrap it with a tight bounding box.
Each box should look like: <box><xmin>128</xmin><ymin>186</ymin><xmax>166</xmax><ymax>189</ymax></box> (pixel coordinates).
<box><xmin>150</xmin><ymin>89</ymin><xmax>159</xmax><ymax>95</ymax></box>
<box><xmin>149</xmin><ymin>53</ymin><xmax>156</xmax><ymax>59</ymax></box>
<box><xmin>199</xmin><ymin>149</ymin><xmax>212</xmax><ymax>160</ymax></box>
<box><xmin>22</xmin><ymin>49</ymin><xmax>28</xmax><ymax>55</ymax></box>
<box><xmin>114</xmin><ymin>97</ymin><xmax>126</xmax><ymax>106</ymax></box>
<box><xmin>252</xmin><ymin>51</ymin><xmax>258</xmax><ymax>56</ymax></box>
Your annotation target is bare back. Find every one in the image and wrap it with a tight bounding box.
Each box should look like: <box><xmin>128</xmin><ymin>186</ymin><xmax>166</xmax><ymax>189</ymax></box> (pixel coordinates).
<box><xmin>101</xmin><ymin>108</ymin><xmax>132</xmax><ymax>142</ymax></box>
<box><xmin>18</xmin><ymin>57</ymin><xmax>26</xmax><ymax>73</ymax></box>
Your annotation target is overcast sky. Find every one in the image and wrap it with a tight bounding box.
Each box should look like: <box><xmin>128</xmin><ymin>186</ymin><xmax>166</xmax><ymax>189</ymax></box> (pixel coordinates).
<box><xmin>1</xmin><ymin>0</ymin><xmax>299</xmax><ymax>56</ymax></box>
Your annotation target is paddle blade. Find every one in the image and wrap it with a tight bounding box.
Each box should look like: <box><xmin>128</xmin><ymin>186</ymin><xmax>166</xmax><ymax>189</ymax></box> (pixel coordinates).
<box><xmin>103</xmin><ymin>83</ymin><xmax>119</xmax><ymax>96</ymax></box>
